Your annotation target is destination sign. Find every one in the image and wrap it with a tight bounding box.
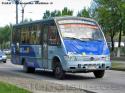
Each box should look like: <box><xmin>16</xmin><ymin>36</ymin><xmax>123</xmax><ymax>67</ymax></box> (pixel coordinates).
<box><xmin>58</xmin><ymin>19</ymin><xmax>96</xmax><ymax>25</ymax></box>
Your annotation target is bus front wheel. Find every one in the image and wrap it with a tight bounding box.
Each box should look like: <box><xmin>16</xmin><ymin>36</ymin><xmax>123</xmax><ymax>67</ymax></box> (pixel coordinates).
<box><xmin>54</xmin><ymin>63</ymin><xmax>65</xmax><ymax>79</ymax></box>
<box><xmin>23</xmin><ymin>62</ymin><xmax>35</xmax><ymax>73</ymax></box>
<box><xmin>93</xmin><ymin>70</ymin><xmax>105</xmax><ymax>78</ymax></box>
<box><xmin>3</xmin><ymin>61</ymin><xmax>6</xmax><ymax>63</ymax></box>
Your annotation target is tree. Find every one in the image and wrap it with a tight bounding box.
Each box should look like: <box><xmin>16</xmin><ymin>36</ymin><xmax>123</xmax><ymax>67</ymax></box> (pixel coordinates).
<box><xmin>61</xmin><ymin>7</ymin><xmax>73</xmax><ymax>16</ymax></box>
<box><xmin>0</xmin><ymin>25</ymin><xmax>12</xmax><ymax>49</ymax></box>
<box><xmin>77</xmin><ymin>8</ymin><xmax>90</xmax><ymax>17</ymax></box>
<box><xmin>43</xmin><ymin>10</ymin><xmax>51</xmax><ymax>19</ymax></box>
<box><xmin>51</xmin><ymin>10</ymin><xmax>61</xmax><ymax>17</ymax></box>
<box><xmin>116</xmin><ymin>0</ymin><xmax>125</xmax><ymax>57</ymax></box>
<box><xmin>92</xmin><ymin>0</ymin><xmax>125</xmax><ymax>57</ymax></box>
<box><xmin>43</xmin><ymin>7</ymin><xmax>73</xmax><ymax>19</ymax></box>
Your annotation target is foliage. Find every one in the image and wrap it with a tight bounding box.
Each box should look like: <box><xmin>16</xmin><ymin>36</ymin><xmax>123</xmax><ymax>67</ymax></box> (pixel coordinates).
<box><xmin>0</xmin><ymin>25</ymin><xmax>12</xmax><ymax>49</ymax></box>
<box><xmin>43</xmin><ymin>7</ymin><xmax>73</xmax><ymax>19</ymax></box>
<box><xmin>61</xmin><ymin>7</ymin><xmax>73</xmax><ymax>16</ymax></box>
<box><xmin>43</xmin><ymin>10</ymin><xmax>51</xmax><ymax>19</ymax></box>
<box><xmin>77</xmin><ymin>8</ymin><xmax>90</xmax><ymax>17</ymax></box>
<box><xmin>93</xmin><ymin>0</ymin><xmax>125</xmax><ymax>52</ymax></box>
<box><xmin>0</xmin><ymin>81</ymin><xmax>31</xmax><ymax>93</ymax></box>
<box><xmin>0</xmin><ymin>25</ymin><xmax>12</xmax><ymax>44</ymax></box>
<box><xmin>51</xmin><ymin>10</ymin><xmax>61</xmax><ymax>17</ymax></box>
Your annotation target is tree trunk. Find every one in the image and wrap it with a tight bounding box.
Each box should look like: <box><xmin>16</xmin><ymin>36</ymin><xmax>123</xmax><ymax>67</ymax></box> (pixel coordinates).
<box><xmin>117</xmin><ymin>23</ymin><xmax>122</xmax><ymax>57</ymax></box>
<box><xmin>111</xmin><ymin>36</ymin><xmax>114</xmax><ymax>52</ymax></box>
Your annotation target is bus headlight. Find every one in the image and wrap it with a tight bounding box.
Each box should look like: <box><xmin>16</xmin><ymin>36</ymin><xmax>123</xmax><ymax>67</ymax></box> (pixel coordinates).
<box><xmin>64</xmin><ymin>56</ymin><xmax>77</xmax><ymax>61</ymax></box>
<box><xmin>101</xmin><ymin>56</ymin><xmax>110</xmax><ymax>61</ymax></box>
<box><xmin>106</xmin><ymin>56</ymin><xmax>110</xmax><ymax>61</ymax></box>
<box><xmin>64</xmin><ymin>55</ymin><xmax>90</xmax><ymax>61</ymax></box>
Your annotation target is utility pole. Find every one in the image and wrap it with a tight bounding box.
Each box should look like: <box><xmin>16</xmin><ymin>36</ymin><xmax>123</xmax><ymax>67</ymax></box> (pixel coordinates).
<box><xmin>8</xmin><ymin>0</ymin><xmax>19</xmax><ymax>24</ymax></box>
<box><xmin>21</xmin><ymin>6</ymin><xmax>24</xmax><ymax>22</ymax></box>
<box><xmin>20</xmin><ymin>1</ymin><xmax>39</xmax><ymax>23</ymax></box>
<box><xmin>8</xmin><ymin>0</ymin><xmax>53</xmax><ymax>23</ymax></box>
<box><xmin>15</xmin><ymin>0</ymin><xmax>19</xmax><ymax>24</ymax></box>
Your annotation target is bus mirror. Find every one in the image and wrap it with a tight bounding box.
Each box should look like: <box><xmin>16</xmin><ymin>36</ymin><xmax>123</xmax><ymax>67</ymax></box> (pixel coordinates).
<box><xmin>16</xmin><ymin>43</ymin><xmax>19</xmax><ymax>48</ymax></box>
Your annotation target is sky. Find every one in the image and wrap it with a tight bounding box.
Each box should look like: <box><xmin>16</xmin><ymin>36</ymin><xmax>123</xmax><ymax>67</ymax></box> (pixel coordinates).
<box><xmin>0</xmin><ymin>0</ymin><xmax>92</xmax><ymax>27</ymax></box>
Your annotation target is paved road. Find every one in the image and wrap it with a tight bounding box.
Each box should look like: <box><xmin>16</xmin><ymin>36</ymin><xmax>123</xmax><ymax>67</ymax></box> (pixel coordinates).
<box><xmin>0</xmin><ymin>60</ymin><xmax>125</xmax><ymax>93</ymax></box>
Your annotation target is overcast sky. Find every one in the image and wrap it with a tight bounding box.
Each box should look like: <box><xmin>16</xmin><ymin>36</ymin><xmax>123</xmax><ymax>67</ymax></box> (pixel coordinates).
<box><xmin>0</xmin><ymin>0</ymin><xmax>92</xmax><ymax>27</ymax></box>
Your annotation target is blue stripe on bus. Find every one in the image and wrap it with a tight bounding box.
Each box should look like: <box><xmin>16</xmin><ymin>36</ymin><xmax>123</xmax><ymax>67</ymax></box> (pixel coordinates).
<box><xmin>12</xmin><ymin>45</ymin><xmax>41</xmax><ymax>57</ymax></box>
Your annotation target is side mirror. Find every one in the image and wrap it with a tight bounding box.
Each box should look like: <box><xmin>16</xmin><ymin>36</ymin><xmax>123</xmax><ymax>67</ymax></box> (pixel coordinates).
<box><xmin>16</xmin><ymin>43</ymin><xmax>19</xmax><ymax>48</ymax></box>
<box><xmin>15</xmin><ymin>43</ymin><xmax>19</xmax><ymax>54</ymax></box>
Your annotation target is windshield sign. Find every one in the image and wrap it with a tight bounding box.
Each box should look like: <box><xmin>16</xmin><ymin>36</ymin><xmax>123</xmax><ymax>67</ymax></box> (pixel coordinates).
<box><xmin>58</xmin><ymin>19</ymin><xmax>96</xmax><ymax>25</ymax></box>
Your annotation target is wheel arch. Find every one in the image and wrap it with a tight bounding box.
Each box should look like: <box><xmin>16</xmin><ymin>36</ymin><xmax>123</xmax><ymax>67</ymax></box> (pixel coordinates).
<box><xmin>52</xmin><ymin>56</ymin><xmax>63</xmax><ymax>70</ymax></box>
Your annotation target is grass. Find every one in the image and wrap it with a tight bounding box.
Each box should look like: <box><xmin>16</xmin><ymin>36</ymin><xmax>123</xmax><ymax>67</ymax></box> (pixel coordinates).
<box><xmin>0</xmin><ymin>81</ymin><xmax>31</xmax><ymax>93</ymax></box>
<box><xmin>7</xmin><ymin>54</ymin><xmax>11</xmax><ymax>59</ymax></box>
<box><xmin>111</xmin><ymin>62</ymin><xmax>125</xmax><ymax>71</ymax></box>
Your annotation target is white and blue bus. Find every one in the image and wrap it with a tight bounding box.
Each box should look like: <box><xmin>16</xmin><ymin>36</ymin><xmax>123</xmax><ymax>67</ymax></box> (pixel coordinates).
<box><xmin>11</xmin><ymin>17</ymin><xmax>111</xmax><ymax>79</ymax></box>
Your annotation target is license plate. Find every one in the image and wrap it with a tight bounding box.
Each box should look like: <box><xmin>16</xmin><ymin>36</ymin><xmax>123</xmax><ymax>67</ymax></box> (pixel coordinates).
<box><xmin>88</xmin><ymin>66</ymin><xmax>96</xmax><ymax>69</ymax></box>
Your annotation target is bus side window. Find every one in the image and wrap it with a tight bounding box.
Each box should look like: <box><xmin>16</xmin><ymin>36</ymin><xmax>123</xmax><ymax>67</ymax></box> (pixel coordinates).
<box><xmin>12</xmin><ymin>28</ymin><xmax>20</xmax><ymax>43</ymax></box>
<box><xmin>30</xmin><ymin>24</ymin><xmax>41</xmax><ymax>45</ymax></box>
<box><xmin>21</xmin><ymin>32</ymin><xmax>26</xmax><ymax>43</ymax></box>
<box><xmin>48</xmin><ymin>26</ymin><xmax>60</xmax><ymax>45</ymax></box>
<box><xmin>20</xmin><ymin>26</ymin><xmax>30</xmax><ymax>44</ymax></box>
<box><xmin>31</xmin><ymin>31</ymin><xmax>39</xmax><ymax>44</ymax></box>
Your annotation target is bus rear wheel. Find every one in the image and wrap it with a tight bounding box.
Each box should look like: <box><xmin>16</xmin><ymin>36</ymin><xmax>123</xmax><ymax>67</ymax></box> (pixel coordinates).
<box><xmin>3</xmin><ymin>61</ymin><xmax>6</xmax><ymax>63</ymax></box>
<box><xmin>54</xmin><ymin>63</ymin><xmax>65</xmax><ymax>79</ymax></box>
<box><xmin>93</xmin><ymin>70</ymin><xmax>105</xmax><ymax>78</ymax></box>
<box><xmin>23</xmin><ymin>62</ymin><xmax>35</xmax><ymax>73</ymax></box>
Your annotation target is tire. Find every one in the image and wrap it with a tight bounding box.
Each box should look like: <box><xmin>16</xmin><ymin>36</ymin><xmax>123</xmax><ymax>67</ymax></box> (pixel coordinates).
<box><xmin>54</xmin><ymin>63</ymin><xmax>65</xmax><ymax>79</ymax></box>
<box><xmin>3</xmin><ymin>61</ymin><xmax>6</xmax><ymax>63</ymax></box>
<box><xmin>23</xmin><ymin>62</ymin><xmax>35</xmax><ymax>73</ymax></box>
<box><xmin>93</xmin><ymin>70</ymin><xmax>105</xmax><ymax>78</ymax></box>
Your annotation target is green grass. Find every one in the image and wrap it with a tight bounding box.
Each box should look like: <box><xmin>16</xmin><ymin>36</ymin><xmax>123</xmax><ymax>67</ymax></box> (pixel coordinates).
<box><xmin>112</xmin><ymin>62</ymin><xmax>125</xmax><ymax>71</ymax></box>
<box><xmin>7</xmin><ymin>54</ymin><xmax>11</xmax><ymax>59</ymax></box>
<box><xmin>0</xmin><ymin>81</ymin><xmax>31</xmax><ymax>93</ymax></box>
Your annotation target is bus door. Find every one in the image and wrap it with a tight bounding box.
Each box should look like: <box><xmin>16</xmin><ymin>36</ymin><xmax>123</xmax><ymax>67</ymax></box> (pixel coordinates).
<box><xmin>42</xmin><ymin>26</ymin><xmax>48</xmax><ymax>69</ymax></box>
<box><xmin>12</xmin><ymin>28</ymin><xmax>20</xmax><ymax>64</ymax></box>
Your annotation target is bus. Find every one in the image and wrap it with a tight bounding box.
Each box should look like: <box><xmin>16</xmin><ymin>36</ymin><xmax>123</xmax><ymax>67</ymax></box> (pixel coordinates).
<box><xmin>11</xmin><ymin>17</ymin><xmax>111</xmax><ymax>79</ymax></box>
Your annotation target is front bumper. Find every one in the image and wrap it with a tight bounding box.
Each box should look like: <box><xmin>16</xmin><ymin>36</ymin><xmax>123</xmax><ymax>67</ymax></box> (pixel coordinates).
<box><xmin>64</xmin><ymin>61</ymin><xmax>111</xmax><ymax>72</ymax></box>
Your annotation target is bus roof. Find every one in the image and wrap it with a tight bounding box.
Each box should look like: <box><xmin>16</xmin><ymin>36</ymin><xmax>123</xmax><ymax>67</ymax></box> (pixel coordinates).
<box><xmin>13</xmin><ymin>18</ymin><xmax>54</xmax><ymax>27</ymax></box>
<box><xmin>13</xmin><ymin>16</ymin><xmax>96</xmax><ymax>27</ymax></box>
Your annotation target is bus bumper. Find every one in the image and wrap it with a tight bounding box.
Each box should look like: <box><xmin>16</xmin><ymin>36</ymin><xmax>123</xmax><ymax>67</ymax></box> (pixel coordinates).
<box><xmin>64</xmin><ymin>61</ymin><xmax>111</xmax><ymax>72</ymax></box>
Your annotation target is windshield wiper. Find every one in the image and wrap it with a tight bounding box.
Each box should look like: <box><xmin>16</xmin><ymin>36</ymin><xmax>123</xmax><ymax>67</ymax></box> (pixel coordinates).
<box><xmin>81</xmin><ymin>38</ymin><xmax>104</xmax><ymax>42</ymax></box>
<box><xmin>78</xmin><ymin>38</ymin><xmax>93</xmax><ymax>41</ymax></box>
<box><xmin>90</xmin><ymin>39</ymin><xmax>104</xmax><ymax>42</ymax></box>
<box><xmin>64</xmin><ymin>37</ymin><xmax>87</xmax><ymax>42</ymax></box>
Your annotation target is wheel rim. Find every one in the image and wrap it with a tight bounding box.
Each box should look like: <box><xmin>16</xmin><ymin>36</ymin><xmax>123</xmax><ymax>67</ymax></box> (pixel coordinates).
<box><xmin>55</xmin><ymin>67</ymin><xmax>61</xmax><ymax>75</ymax></box>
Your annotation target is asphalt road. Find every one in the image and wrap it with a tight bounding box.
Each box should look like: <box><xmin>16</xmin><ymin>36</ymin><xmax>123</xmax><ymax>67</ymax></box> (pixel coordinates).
<box><xmin>0</xmin><ymin>60</ymin><xmax>125</xmax><ymax>93</ymax></box>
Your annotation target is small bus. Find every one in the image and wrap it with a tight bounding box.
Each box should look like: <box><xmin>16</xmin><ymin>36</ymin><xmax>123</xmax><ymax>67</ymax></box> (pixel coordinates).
<box><xmin>11</xmin><ymin>17</ymin><xmax>111</xmax><ymax>79</ymax></box>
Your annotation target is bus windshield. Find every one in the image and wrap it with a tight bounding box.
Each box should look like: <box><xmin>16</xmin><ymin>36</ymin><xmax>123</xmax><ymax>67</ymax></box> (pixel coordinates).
<box><xmin>59</xmin><ymin>23</ymin><xmax>104</xmax><ymax>41</ymax></box>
